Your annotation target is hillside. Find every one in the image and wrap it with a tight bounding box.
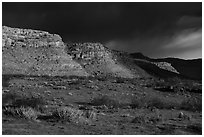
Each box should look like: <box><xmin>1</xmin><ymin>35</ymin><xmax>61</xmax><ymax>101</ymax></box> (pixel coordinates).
<box><xmin>2</xmin><ymin>26</ymin><xmax>149</xmax><ymax>79</ymax></box>
<box><xmin>130</xmin><ymin>53</ymin><xmax>202</xmax><ymax>80</ymax></box>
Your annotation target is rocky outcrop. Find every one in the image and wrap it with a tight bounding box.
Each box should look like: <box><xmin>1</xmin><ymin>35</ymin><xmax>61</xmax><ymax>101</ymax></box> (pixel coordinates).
<box><xmin>66</xmin><ymin>43</ymin><xmax>136</xmax><ymax>78</ymax></box>
<box><xmin>152</xmin><ymin>62</ymin><xmax>179</xmax><ymax>74</ymax></box>
<box><xmin>2</xmin><ymin>26</ymin><xmax>88</xmax><ymax>76</ymax></box>
<box><xmin>2</xmin><ymin>26</ymin><xmax>137</xmax><ymax>78</ymax></box>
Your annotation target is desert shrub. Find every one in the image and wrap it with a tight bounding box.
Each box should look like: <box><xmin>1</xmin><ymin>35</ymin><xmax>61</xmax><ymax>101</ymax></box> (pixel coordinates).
<box><xmin>52</xmin><ymin>106</ymin><xmax>96</xmax><ymax>124</ymax></box>
<box><xmin>90</xmin><ymin>95</ymin><xmax>121</xmax><ymax>108</ymax></box>
<box><xmin>180</xmin><ymin>97</ymin><xmax>202</xmax><ymax>112</ymax></box>
<box><xmin>52</xmin><ymin>107</ymin><xmax>81</xmax><ymax>120</ymax></box>
<box><xmin>3</xmin><ymin>106</ymin><xmax>38</xmax><ymax>120</ymax></box>
<box><xmin>2</xmin><ymin>93</ymin><xmax>45</xmax><ymax>120</ymax></box>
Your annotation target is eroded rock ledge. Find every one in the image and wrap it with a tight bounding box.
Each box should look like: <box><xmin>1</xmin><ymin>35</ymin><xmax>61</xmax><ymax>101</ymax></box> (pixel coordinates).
<box><xmin>2</xmin><ymin>26</ymin><xmax>88</xmax><ymax>76</ymax></box>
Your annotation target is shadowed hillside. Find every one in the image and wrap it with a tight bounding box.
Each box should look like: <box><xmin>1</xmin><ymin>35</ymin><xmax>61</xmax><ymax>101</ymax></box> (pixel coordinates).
<box><xmin>130</xmin><ymin>53</ymin><xmax>202</xmax><ymax>80</ymax></box>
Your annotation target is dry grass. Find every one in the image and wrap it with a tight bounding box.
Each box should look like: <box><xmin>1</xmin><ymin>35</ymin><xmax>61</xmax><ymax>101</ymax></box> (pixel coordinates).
<box><xmin>52</xmin><ymin>106</ymin><xmax>97</xmax><ymax>124</ymax></box>
<box><xmin>3</xmin><ymin>106</ymin><xmax>39</xmax><ymax>120</ymax></box>
<box><xmin>3</xmin><ymin>93</ymin><xmax>45</xmax><ymax>121</ymax></box>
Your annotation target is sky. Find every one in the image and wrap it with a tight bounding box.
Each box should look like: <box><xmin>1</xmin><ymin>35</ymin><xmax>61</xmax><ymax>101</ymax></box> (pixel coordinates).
<box><xmin>2</xmin><ymin>2</ymin><xmax>202</xmax><ymax>59</ymax></box>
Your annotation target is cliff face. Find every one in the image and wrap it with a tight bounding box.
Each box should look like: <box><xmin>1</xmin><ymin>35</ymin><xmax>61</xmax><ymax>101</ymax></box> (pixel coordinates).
<box><xmin>2</xmin><ymin>26</ymin><xmax>88</xmax><ymax>76</ymax></box>
<box><xmin>66</xmin><ymin>43</ymin><xmax>137</xmax><ymax>78</ymax></box>
<box><xmin>2</xmin><ymin>26</ymin><xmax>138</xmax><ymax>78</ymax></box>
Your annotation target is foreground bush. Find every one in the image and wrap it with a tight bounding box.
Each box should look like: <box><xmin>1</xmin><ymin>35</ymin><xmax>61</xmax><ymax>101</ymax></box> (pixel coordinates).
<box><xmin>52</xmin><ymin>106</ymin><xmax>97</xmax><ymax>124</ymax></box>
<box><xmin>3</xmin><ymin>93</ymin><xmax>45</xmax><ymax>120</ymax></box>
<box><xmin>3</xmin><ymin>106</ymin><xmax>39</xmax><ymax>120</ymax></box>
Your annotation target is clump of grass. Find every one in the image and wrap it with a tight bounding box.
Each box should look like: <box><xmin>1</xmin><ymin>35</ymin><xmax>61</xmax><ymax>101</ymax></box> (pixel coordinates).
<box><xmin>180</xmin><ymin>97</ymin><xmax>202</xmax><ymax>112</ymax></box>
<box><xmin>3</xmin><ymin>93</ymin><xmax>45</xmax><ymax>120</ymax></box>
<box><xmin>52</xmin><ymin>106</ymin><xmax>96</xmax><ymax>124</ymax></box>
<box><xmin>90</xmin><ymin>95</ymin><xmax>121</xmax><ymax>109</ymax></box>
<box><xmin>3</xmin><ymin>106</ymin><xmax>39</xmax><ymax>120</ymax></box>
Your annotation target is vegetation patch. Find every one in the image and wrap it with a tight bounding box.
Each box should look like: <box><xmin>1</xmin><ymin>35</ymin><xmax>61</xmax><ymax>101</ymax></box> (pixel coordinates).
<box><xmin>51</xmin><ymin>106</ymin><xmax>97</xmax><ymax>125</ymax></box>
<box><xmin>3</xmin><ymin>106</ymin><xmax>39</xmax><ymax>120</ymax></box>
<box><xmin>3</xmin><ymin>93</ymin><xmax>45</xmax><ymax>120</ymax></box>
<box><xmin>90</xmin><ymin>95</ymin><xmax>121</xmax><ymax>109</ymax></box>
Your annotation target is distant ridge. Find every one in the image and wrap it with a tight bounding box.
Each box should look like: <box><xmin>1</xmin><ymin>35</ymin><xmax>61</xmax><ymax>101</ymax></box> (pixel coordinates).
<box><xmin>130</xmin><ymin>52</ymin><xmax>202</xmax><ymax>80</ymax></box>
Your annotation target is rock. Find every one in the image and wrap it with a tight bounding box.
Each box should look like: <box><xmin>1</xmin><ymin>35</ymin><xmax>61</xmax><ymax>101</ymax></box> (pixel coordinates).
<box><xmin>152</xmin><ymin>62</ymin><xmax>179</xmax><ymax>74</ymax></box>
<box><xmin>44</xmin><ymin>90</ymin><xmax>51</xmax><ymax>94</ymax></box>
<box><xmin>2</xmin><ymin>26</ymin><xmax>88</xmax><ymax>77</ymax></box>
<box><xmin>66</xmin><ymin>42</ymin><xmax>137</xmax><ymax>78</ymax></box>
<box><xmin>67</xmin><ymin>92</ymin><xmax>73</xmax><ymax>96</ymax></box>
<box><xmin>2</xmin><ymin>89</ymin><xmax>10</xmax><ymax>93</ymax></box>
<box><xmin>178</xmin><ymin>112</ymin><xmax>191</xmax><ymax>120</ymax></box>
<box><xmin>178</xmin><ymin>112</ymin><xmax>184</xmax><ymax>118</ymax></box>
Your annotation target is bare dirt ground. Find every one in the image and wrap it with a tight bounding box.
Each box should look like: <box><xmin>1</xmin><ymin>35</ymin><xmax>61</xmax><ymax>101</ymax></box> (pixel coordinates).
<box><xmin>2</xmin><ymin>75</ymin><xmax>202</xmax><ymax>135</ymax></box>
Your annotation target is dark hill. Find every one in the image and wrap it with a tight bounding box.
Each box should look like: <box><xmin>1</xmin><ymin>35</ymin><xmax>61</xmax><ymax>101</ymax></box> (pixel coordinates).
<box><xmin>130</xmin><ymin>53</ymin><xmax>202</xmax><ymax>80</ymax></box>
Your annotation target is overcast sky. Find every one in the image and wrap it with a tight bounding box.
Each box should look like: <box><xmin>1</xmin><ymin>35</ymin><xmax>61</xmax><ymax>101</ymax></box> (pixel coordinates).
<box><xmin>3</xmin><ymin>2</ymin><xmax>202</xmax><ymax>59</ymax></box>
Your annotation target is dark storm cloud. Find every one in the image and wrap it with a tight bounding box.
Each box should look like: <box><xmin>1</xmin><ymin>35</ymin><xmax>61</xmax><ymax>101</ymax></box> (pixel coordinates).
<box><xmin>2</xmin><ymin>2</ymin><xmax>202</xmax><ymax>59</ymax></box>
